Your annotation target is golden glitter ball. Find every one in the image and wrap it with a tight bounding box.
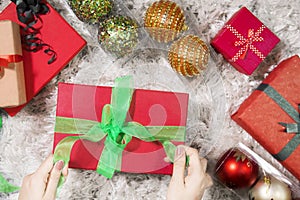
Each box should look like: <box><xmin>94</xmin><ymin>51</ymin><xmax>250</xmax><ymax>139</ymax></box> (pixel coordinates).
<box><xmin>168</xmin><ymin>35</ymin><xmax>209</xmax><ymax>77</ymax></box>
<box><xmin>144</xmin><ymin>0</ymin><xmax>188</xmax><ymax>43</ymax></box>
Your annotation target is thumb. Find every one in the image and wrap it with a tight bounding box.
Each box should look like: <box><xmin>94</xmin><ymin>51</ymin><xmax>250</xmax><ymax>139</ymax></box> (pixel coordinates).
<box><xmin>204</xmin><ymin>173</ymin><xmax>213</xmax><ymax>188</ymax></box>
<box><xmin>171</xmin><ymin>146</ymin><xmax>186</xmax><ymax>186</ymax></box>
<box><xmin>43</xmin><ymin>160</ymin><xmax>64</xmax><ymax>200</ymax></box>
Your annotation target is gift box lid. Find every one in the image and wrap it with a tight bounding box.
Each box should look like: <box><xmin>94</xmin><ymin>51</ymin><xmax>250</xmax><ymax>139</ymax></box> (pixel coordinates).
<box><xmin>0</xmin><ymin>2</ymin><xmax>86</xmax><ymax>116</ymax></box>
<box><xmin>211</xmin><ymin>7</ymin><xmax>280</xmax><ymax>75</ymax></box>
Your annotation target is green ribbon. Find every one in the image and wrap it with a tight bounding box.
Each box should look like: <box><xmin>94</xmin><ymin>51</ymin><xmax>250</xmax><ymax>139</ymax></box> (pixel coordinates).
<box><xmin>0</xmin><ymin>114</ymin><xmax>19</xmax><ymax>194</ymax></box>
<box><xmin>53</xmin><ymin>76</ymin><xmax>185</xmax><ymax>178</ymax></box>
<box><xmin>257</xmin><ymin>83</ymin><xmax>300</xmax><ymax>161</ymax></box>
<box><xmin>0</xmin><ymin>173</ymin><xmax>19</xmax><ymax>193</ymax></box>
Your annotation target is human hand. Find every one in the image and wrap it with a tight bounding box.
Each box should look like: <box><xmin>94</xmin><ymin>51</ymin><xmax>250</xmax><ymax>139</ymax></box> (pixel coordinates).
<box><xmin>19</xmin><ymin>154</ymin><xmax>68</xmax><ymax>200</ymax></box>
<box><xmin>167</xmin><ymin>146</ymin><xmax>213</xmax><ymax>200</ymax></box>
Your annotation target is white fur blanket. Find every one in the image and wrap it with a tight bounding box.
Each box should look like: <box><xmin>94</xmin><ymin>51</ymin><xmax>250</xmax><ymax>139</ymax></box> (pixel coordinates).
<box><xmin>0</xmin><ymin>0</ymin><xmax>299</xmax><ymax>199</ymax></box>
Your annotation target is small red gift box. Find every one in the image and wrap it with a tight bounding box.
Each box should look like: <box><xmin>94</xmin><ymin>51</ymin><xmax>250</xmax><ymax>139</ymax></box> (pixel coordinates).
<box><xmin>211</xmin><ymin>7</ymin><xmax>280</xmax><ymax>75</ymax></box>
<box><xmin>232</xmin><ymin>55</ymin><xmax>300</xmax><ymax>180</ymax></box>
<box><xmin>0</xmin><ymin>2</ymin><xmax>86</xmax><ymax>116</ymax></box>
<box><xmin>53</xmin><ymin>79</ymin><xmax>189</xmax><ymax>177</ymax></box>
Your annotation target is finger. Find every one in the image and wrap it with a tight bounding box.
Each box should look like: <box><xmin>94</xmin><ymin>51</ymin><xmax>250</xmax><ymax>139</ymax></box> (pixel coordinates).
<box><xmin>200</xmin><ymin>158</ymin><xmax>208</xmax><ymax>172</ymax></box>
<box><xmin>204</xmin><ymin>173</ymin><xmax>213</xmax><ymax>188</ymax></box>
<box><xmin>171</xmin><ymin>145</ymin><xmax>186</xmax><ymax>186</ymax></box>
<box><xmin>184</xmin><ymin>147</ymin><xmax>202</xmax><ymax>176</ymax></box>
<box><xmin>36</xmin><ymin>154</ymin><xmax>54</xmax><ymax>176</ymax></box>
<box><xmin>62</xmin><ymin>163</ymin><xmax>69</xmax><ymax>182</ymax></box>
<box><xmin>43</xmin><ymin>160</ymin><xmax>64</xmax><ymax>199</ymax></box>
<box><xmin>33</xmin><ymin>154</ymin><xmax>53</xmax><ymax>184</ymax></box>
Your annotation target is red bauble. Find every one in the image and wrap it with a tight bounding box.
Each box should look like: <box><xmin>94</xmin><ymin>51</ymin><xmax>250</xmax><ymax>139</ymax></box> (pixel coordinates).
<box><xmin>215</xmin><ymin>148</ymin><xmax>259</xmax><ymax>189</ymax></box>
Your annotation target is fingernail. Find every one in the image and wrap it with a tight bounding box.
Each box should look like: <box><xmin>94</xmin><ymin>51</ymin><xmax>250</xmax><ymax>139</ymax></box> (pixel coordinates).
<box><xmin>55</xmin><ymin>160</ymin><xmax>64</xmax><ymax>171</ymax></box>
<box><xmin>163</xmin><ymin>157</ymin><xmax>170</xmax><ymax>163</ymax></box>
<box><xmin>175</xmin><ymin>146</ymin><xmax>185</xmax><ymax>160</ymax></box>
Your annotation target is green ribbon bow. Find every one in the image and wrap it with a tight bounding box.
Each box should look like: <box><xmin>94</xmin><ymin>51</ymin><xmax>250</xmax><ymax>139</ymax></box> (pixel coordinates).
<box><xmin>257</xmin><ymin>83</ymin><xmax>300</xmax><ymax>161</ymax></box>
<box><xmin>53</xmin><ymin>76</ymin><xmax>185</xmax><ymax>178</ymax></box>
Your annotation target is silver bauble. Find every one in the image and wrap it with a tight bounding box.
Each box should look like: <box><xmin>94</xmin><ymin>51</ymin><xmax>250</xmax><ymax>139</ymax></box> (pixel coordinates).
<box><xmin>249</xmin><ymin>175</ymin><xmax>292</xmax><ymax>200</ymax></box>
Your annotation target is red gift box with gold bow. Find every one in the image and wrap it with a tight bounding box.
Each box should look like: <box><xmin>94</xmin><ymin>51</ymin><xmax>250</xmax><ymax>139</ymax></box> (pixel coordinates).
<box><xmin>211</xmin><ymin>7</ymin><xmax>280</xmax><ymax>75</ymax></box>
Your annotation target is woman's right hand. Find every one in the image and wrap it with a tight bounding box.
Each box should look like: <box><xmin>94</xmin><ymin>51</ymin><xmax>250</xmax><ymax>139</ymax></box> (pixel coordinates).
<box><xmin>167</xmin><ymin>146</ymin><xmax>213</xmax><ymax>200</ymax></box>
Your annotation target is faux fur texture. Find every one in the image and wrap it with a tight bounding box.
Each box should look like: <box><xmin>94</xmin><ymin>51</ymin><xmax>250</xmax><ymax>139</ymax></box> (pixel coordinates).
<box><xmin>0</xmin><ymin>0</ymin><xmax>299</xmax><ymax>199</ymax></box>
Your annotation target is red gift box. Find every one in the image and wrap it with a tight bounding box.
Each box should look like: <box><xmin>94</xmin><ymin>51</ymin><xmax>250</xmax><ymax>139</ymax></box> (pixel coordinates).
<box><xmin>211</xmin><ymin>7</ymin><xmax>280</xmax><ymax>75</ymax></box>
<box><xmin>232</xmin><ymin>55</ymin><xmax>300</xmax><ymax>180</ymax></box>
<box><xmin>0</xmin><ymin>2</ymin><xmax>86</xmax><ymax>116</ymax></box>
<box><xmin>53</xmin><ymin>81</ymin><xmax>189</xmax><ymax>176</ymax></box>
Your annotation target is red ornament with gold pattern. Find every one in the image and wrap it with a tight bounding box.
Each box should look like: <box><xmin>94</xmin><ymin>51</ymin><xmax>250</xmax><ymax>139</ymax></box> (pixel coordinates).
<box><xmin>144</xmin><ymin>0</ymin><xmax>188</xmax><ymax>43</ymax></box>
<box><xmin>215</xmin><ymin>148</ymin><xmax>259</xmax><ymax>189</ymax></box>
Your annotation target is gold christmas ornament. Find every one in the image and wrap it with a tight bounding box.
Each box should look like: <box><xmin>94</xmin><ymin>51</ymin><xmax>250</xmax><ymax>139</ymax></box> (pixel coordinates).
<box><xmin>168</xmin><ymin>35</ymin><xmax>209</xmax><ymax>77</ymax></box>
<box><xmin>144</xmin><ymin>0</ymin><xmax>188</xmax><ymax>43</ymax></box>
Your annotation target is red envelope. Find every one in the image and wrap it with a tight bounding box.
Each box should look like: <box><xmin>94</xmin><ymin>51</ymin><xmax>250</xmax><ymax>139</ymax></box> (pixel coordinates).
<box><xmin>0</xmin><ymin>2</ymin><xmax>86</xmax><ymax>116</ymax></box>
<box><xmin>53</xmin><ymin>83</ymin><xmax>189</xmax><ymax>175</ymax></box>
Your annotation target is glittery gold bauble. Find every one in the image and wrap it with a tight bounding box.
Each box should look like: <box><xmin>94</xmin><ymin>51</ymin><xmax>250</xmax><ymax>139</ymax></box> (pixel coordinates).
<box><xmin>249</xmin><ymin>175</ymin><xmax>292</xmax><ymax>200</ymax></box>
<box><xmin>98</xmin><ymin>16</ymin><xmax>139</xmax><ymax>57</ymax></box>
<box><xmin>144</xmin><ymin>0</ymin><xmax>188</xmax><ymax>43</ymax></box>
<box><xmin>70</xmin><ymin>0</ymin><xmax>112</xmax><ymax>23</ymax></box>
<box><xmin>168</xmin><ymin>35</ymin><xmax>209</xmax><ymax>77</ymax></box>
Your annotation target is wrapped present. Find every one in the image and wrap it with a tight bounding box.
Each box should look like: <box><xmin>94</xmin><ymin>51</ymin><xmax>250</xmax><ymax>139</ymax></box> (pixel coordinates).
<box><xmin>0</xmin><ymin>1</ymin><xmax>86</xmax><ymax>116</ymax></box>
<box><xmin>211</xmin><ymin>7</ymin><xmax>280</xmax><ymax>75</ymax></box>
<box><xmin>53</xmin><ymin>77</ymin><xmax>189</xmax><ymax>178</ymax></box>
<box><xmin>0</xmin><ymin>20</ymin><xmax>26</xmax><ymax>107</ymax></box>
<box><xmin>232</xmin><ymin>55</ymin><xmax>300</xmax><ymax>180</ymax></box>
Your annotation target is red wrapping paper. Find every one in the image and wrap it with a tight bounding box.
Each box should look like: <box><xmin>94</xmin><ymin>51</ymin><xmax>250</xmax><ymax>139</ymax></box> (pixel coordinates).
<box><xmin>53</xmin><ymin>83</ymin><xmax>189</xmax><ymax>175</ymax></box>
<box><xmin>0</xmin><ymin>2</ymin><xmax>86</xmax><ymax>116</ymax></box>
<box><xmin>211</xmin><ymin>7</ymin><xmax>280</xmax><ymax>75</ymax></box>
<box><xmin>232</xmin><ymin>55</ymin><xmax>300</xmax><ymax>180</ymax></box>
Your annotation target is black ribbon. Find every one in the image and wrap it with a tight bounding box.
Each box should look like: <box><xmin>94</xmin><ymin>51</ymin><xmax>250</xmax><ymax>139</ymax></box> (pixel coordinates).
<box><xmin>257</xmin><ymin>83</ymin><xmax>300</xmax><ymax>161</ymax></box>
<box><xmin>11</xmin><ymin>0</ymin><xmax>49</xmax><ymax>24</ymax></box>
<box><xmin>10</xmin><ymin>0</ymin><xmax>56</xmax><ymax>64</ymax></box>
